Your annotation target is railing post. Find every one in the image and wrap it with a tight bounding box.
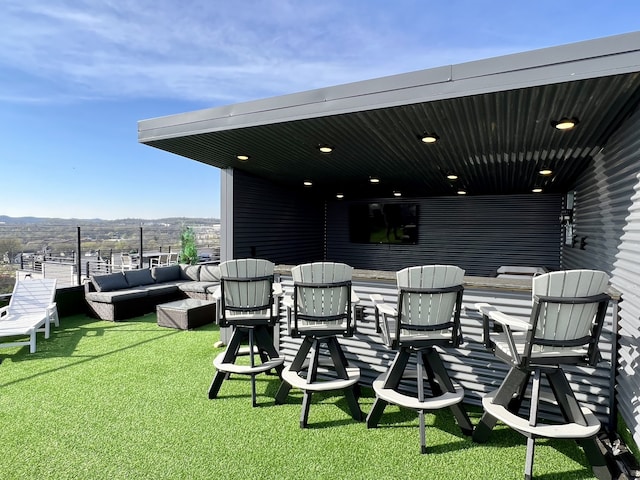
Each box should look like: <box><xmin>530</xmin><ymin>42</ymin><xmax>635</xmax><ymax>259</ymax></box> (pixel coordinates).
<box><xmin>139</xmin><ymin>226</ymin><xmax>143</xmax><ymax>270</ymax></box>
<box><xmin>76</xmin><ymin>226</ymin><xmax>82</xmax><ymax>286</ymax></box>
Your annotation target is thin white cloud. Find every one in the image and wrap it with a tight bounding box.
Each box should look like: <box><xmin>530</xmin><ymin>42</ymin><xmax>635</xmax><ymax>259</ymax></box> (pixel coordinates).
<box><xmin>0</xmin><ymin>0</ymin><xmax>527</xmax><ymax>106</ymax></box>
<box><xmin>2</xmin><ymin>0</ymin><xmax>633</xmax><ymax>107</ymax></box>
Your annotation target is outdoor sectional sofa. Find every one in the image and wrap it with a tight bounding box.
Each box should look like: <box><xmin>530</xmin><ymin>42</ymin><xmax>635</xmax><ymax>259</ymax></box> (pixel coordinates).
<box><xmin>84</xmin><ymin>264</ymin><xmax>221</xmax><ymax>321</ymax></box>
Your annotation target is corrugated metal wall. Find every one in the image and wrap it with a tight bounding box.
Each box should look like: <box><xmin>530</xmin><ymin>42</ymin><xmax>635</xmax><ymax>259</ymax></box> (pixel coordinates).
<box><xmin>562</xmin><ymin>116</ymin><xmax>640</xmax><ymax>272</ymax></box>
<box><xmin>562</xmin><ymin>108</ymin><xmax>640</xmax><ymax>445</ymax></box>
<box><xmin>327</xmin><ymin>194</ymin><xmax>562</xmax><ymax>276</ymax></box>
<box><xmin>613</xmin><ymin>176</ymin><xmax>640</xmax><ymax>448</ymax></box>
<box><xmin>562</xmin><ymin>112</ymin><xmax>640</xmax><ymax>444</ymax></box>
<box><xmin>232</xmin><ymin>170</ymin><xmax>325</xmax><ymax>265</ymax></box>
<box><xmin>277</xmin><ymin>278</ymin><xmax>616</xmax><ymax>427</ymax></box>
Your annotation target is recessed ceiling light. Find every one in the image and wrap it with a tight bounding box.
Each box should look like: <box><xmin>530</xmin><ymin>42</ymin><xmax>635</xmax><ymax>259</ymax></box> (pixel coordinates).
<box><xmin>532</xmin><ymin>187</ymin><xmax>543</xmax><ymax>193</ymax></box>
<box><xmin>336</xmin><ymin>193</ymin><xmax>344</xmax><ymax>199</ymax></box>
<box><xmin>236</xmin><ymin>154</ymin><xmax>250</xmax><ymax>161</ymax></box>
<box><xmin>303</xmin><ymin>180</ymin><xmax>313</xmax><ymax>187</ymax></box>
<box><xmin>318</xmin><ymin>145</ymin><xmax>333</xmax><ymax>154</ymax></box>
<box><xmin>552</xmin><ymin>118</ymin><xmax>579</xmax><ymax>130</ymax></box>
<box><xmin>447</xmin><ymin>173</ymin><xmax>459</xmax><ymax>180</ymax></box>
<box><xmin>457</xmin><ymin>190</ymin><xmax>466</xmax><ymax>195</ymax></box>
<box><xmin>539</xmin><ymin>169</ymin><xmax>553</xmax><ymax>176</ymax></box>
<box><xmin>420</xmin><ymin>133</ymin><xmax>439</xmax><ymax>144</ymax></box>
<box><xmin>393</xmin><ymin>191</ymin><xmax>402</xmax><ymax>197</ymax></box>
<box><xmin>369</xmin><ymin>177</ymin><xmax>380</xmax><ymax>184</ymax></box>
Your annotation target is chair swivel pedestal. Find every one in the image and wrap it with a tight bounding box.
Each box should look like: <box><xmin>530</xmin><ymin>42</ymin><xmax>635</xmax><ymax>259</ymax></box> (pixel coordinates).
<box><xmin>209</xmin><ymin>323</ymin><xmax>284</xmax><ymax>407</ymax></box>
<box><xmin>366</xmin><ymin>345</ymin><xmax>471</xmax><ymax>454</ymax></box>
<box><xmin>472</xmin><ymin>366</ymin><xmax>605</xmax><ymax>479</ymax></box>
<box><xmin>276</xmin><ymin>334</ymin><xmax>361</xmax><ymax>428</ymax></box>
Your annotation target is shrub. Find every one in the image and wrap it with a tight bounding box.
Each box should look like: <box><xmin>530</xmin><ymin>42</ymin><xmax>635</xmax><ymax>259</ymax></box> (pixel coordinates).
<box><xmin>179</xmin><ymin>226</ymin><xmax>198</xmax><ymax>265</ymax></box>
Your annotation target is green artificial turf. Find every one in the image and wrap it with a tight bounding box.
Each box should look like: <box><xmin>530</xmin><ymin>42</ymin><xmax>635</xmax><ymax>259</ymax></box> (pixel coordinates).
<box><xmin>0</xmin><ymin>314</ymin><xmax>599</xmax><ymax>479</ymax></box>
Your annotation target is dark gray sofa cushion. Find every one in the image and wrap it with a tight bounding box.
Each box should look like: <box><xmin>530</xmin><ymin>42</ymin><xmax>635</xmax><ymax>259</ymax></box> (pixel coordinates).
<box><xmin>180</xmin><ymin>265</ymin><xmax>201</xmax><ymax>281</ymax></box>
<box><xmin>200</xmin><ymin>264</ymin><xmax>221</xmax><ymax>282</ymax></box>
<box><xmin>86</xmin><ymin>289</ymin><xmax>148</xmax><ymax>303</ymax></box>
<box><xmin>142</xmin><ymin>283</ymin><xmax>182</xmax><ymax>296</ymax></box>
<box><xmin>92</xmin><ymin>272</ymin><xmax>129</xmax><ymax>292</ymax></box>
<box><xmin>124</xmin><ymin>268</ymin><xmax>155</xmax><ymax>287</ymax></box>
<box><xmin>152</xmin><ymin>264</ymin><xmax>181</xmax><ymax>283</ymax></box>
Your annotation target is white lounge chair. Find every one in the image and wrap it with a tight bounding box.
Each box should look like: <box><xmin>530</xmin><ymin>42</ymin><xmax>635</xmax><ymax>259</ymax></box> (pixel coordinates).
<box><xmin>167</xmin><ymin>252</ymin><xmax>179</xmax><ymax>265</ymax></box>
<box><xmin>275</xmin><ymin>262</ymin><xmax>362</xmax><ymax>428</ymax></box>
<box><xmin>120</xmin><ymin>252</ymin><xmax>135</xmax><ymax>271</ymax></box>
<box><xmin>473</xmin><ymin>269</ymin><xmax>611</xmax><ymax>480</ymax></box>
<box><xmin>150</xmin><ymin>253</ymin><xmax>170</xmax><ymax>268</ymax></box>
<box><xmin>0</xmin><ymin>278</ymin><xmax>58</xmax><ymax>353</ymax></box>
<box><xmin>367</xmin><ymin>265</ymin><xmax>473</xmax><ymax>453</ymax></box>
<box><xmin>208</xmin><ymin>259</ymin><xmax>284</xmax><ymax>407</ymax></box>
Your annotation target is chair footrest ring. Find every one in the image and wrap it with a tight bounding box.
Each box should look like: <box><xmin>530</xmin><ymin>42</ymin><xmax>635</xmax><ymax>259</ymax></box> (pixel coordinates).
<box><xmin>213</xmin><ymin>353</ymin><xmax>284</xmax><ymax>375</ymax></box>
<box><xmin>281</xmin><ymin>365</ymin><xmax>360</xmax><ymax>392</ymax></box>
<box><xmin>482</xmin><ymin>389</ymin><xmax>601</xmax><ymax>439</ymax></box>
<box><xmin>372</xmin><ymin>373</ymin><xmax>465</xmax><ymax>411</ymax></box>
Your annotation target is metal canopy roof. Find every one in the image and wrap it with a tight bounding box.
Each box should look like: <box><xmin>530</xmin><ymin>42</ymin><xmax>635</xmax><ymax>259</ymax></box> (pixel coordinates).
<box><xmin>139</xmin><ymin>32</ymin><xmax>640</xmax><ymax>200</ymax></box>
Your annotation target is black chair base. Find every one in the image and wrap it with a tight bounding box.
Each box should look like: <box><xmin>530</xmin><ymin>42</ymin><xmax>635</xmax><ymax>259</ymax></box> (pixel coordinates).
<box><xmin>208</xmin><ymin>324</ymin><xmax>284</xmax><ymax>407</ymax></box>
<box><xmin>472</xmin><ymin>366</ymin><xmax>611</xmax><ymax>480</ymax></box>
<box><xmin>275</xmin><ymin>335</ymin><xmax>362</xmax><ymax>427</ymax></box>
<box><xmin>366</xmin><ymin>346</ymin><xmax>473</xmax><ymax>453</ymax></box>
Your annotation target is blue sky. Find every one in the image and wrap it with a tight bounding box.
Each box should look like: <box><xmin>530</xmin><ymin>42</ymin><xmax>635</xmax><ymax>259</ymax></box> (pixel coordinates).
<box><xmin>1</xmin><ymin>1</ymin><xmax>638</xmax><ymax>220</ymax></box>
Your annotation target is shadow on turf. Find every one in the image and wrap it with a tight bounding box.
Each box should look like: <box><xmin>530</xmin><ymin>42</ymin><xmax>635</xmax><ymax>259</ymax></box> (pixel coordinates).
<box><xmin>0</xmin><ymin>313</ymin><xmax>189</xmax><ymax>387</ymax></box>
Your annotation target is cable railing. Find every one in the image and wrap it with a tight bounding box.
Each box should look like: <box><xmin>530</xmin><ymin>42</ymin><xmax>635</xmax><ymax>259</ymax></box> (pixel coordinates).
<box><xmin>4</xmin><ymin>223</ymin><xmax>220</xmax><ymax>288</ymax></box>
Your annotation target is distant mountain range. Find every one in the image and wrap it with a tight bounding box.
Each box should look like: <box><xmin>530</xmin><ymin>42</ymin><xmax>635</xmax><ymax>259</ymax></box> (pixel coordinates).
<box><xmin>0</xmin><ymin>216</ymin><xmax>219</xmax><ymax>225</ymax></box>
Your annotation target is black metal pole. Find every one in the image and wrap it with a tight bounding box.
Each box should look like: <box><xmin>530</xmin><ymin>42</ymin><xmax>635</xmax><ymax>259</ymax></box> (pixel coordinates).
<box><xmin>76</xmin><ymin>226</ymin><xmax>82</xmax><ymax>285</ymax></box>
<box><xmin>139</xmin><ymin>226</ymin><xmax>143</xmax><ymax>269</ymax></box>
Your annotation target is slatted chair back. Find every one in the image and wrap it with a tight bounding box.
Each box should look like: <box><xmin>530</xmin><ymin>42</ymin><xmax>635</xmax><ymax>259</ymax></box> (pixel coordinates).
<box><xmin>167</xmin><ymin>252</ymin><xmax>179</xmax><ymax>265</ymax></box>
<box><xmin>291</xmin><ymin>262</ymin><xmax>353</xmax><ymax>337</ymax></box>
<box><xmin>394</xmin><ymin>265</ymin><xmax>464</xmax><ymax>348</ymax></box>
<box><xmin>9</xmin><ymin>278</ymin><xmax>57</xmax><ymax>317</ymax></box>
<box><xmin>526</xmin><ymin>269</ymin><xmax>610</xmax><ymax>366</ymax></box>
<box><xmin>219</xmin><ymin>259</ymin><xmax>275</xmax><ymax>327</ymax></box>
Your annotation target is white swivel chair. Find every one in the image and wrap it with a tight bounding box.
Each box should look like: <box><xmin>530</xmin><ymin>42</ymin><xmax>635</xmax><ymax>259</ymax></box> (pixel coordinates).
<box><xmin>472</xmin><ymin>269</ymin><xmax>611</xmax><ymax>480</ymax></box>
<box><xmin>367</xmin><ymin>265</ymin><xmax>473</xmax><ymax>453</ymax></box>
<box><xmin>275</xmin><ymin>262</ymin><xmax>362</xmax><ymax>428</ymax></box>
<box><xmin>208</xmin><ymin>258</ymin><xmax>284</xmax><ymax>407</ymax></box>
<box><xmin>150</xmin><ymin>253</ymin><xmax>170</xmax><ymax>268</ymax></box>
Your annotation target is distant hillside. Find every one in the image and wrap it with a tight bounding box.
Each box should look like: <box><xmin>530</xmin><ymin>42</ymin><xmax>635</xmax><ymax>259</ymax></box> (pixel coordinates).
<box><xmin>0</xmin><ymin>216</ymin><xmax>220</xmax><ymax>226</ymax></box>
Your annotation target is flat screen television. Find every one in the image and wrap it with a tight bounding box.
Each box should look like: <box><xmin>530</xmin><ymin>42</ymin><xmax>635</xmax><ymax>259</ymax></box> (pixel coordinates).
<box><xmin>349</xmin><ymin>203</ymin><xmax>419</xmax><ymax>244</ymax></box>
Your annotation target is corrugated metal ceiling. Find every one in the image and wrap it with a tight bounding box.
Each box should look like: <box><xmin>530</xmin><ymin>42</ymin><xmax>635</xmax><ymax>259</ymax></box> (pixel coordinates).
<box><xmin>144</xmin><ymin>72</ymin><xmax>640</xmax><ymax>200</ymax></box>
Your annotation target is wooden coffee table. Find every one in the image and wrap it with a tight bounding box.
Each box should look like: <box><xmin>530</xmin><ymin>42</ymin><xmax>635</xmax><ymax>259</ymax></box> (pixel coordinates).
<box><xmin>156</xmin><ymin>298</ymin><xmax>216</xmax><ymax>330</ymax></box>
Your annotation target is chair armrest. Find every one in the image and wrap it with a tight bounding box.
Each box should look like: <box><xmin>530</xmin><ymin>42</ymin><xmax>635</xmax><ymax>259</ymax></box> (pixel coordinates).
<box><xmin>475</xmin><ymin>302</ymin><xmax>528</xmax><ymax>364</ymax></box>
<box><xmin>210</xmin><ymin>285</ymin><xmax>221</xmax><ymax>301</ymax></box>
<box><xmin>281</xmin><ymin>294</ymin><xmax>294</xmax><ymax>336</ymax></box>
<box><xmin>369</xmin><ymin>294</ymin><xmax>397</xmax><ymax>346</ymax></box>
<box><xmin>475</xmin><ymin>303</ymin><xmax>531</xmax><ymax>330</ymax></box>
<box><xmin>282</xmin><ymin>294</ymin><xmax>293</xmax><ymax>309</ymax></box>
<box><xmin>376</xmin><ymin>302</ymin><xmax>397</xmax><ymax>317</ymax></box>
<box><xmin>351</xmin><ymin>288</ymin><xmax>360</xmax><ymax>304</ymax></box>
<box><xmin>370</xmin><ymin>294</ymin><xmax>397</xmax><ymax>316</ymax></box>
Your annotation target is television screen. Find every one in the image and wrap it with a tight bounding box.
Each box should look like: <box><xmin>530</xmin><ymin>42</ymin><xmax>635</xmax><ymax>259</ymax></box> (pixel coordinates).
<box><xmin>349</xmin><ymin>203</ymin><xmax>419</xmax><ymax>244</ymax></box>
